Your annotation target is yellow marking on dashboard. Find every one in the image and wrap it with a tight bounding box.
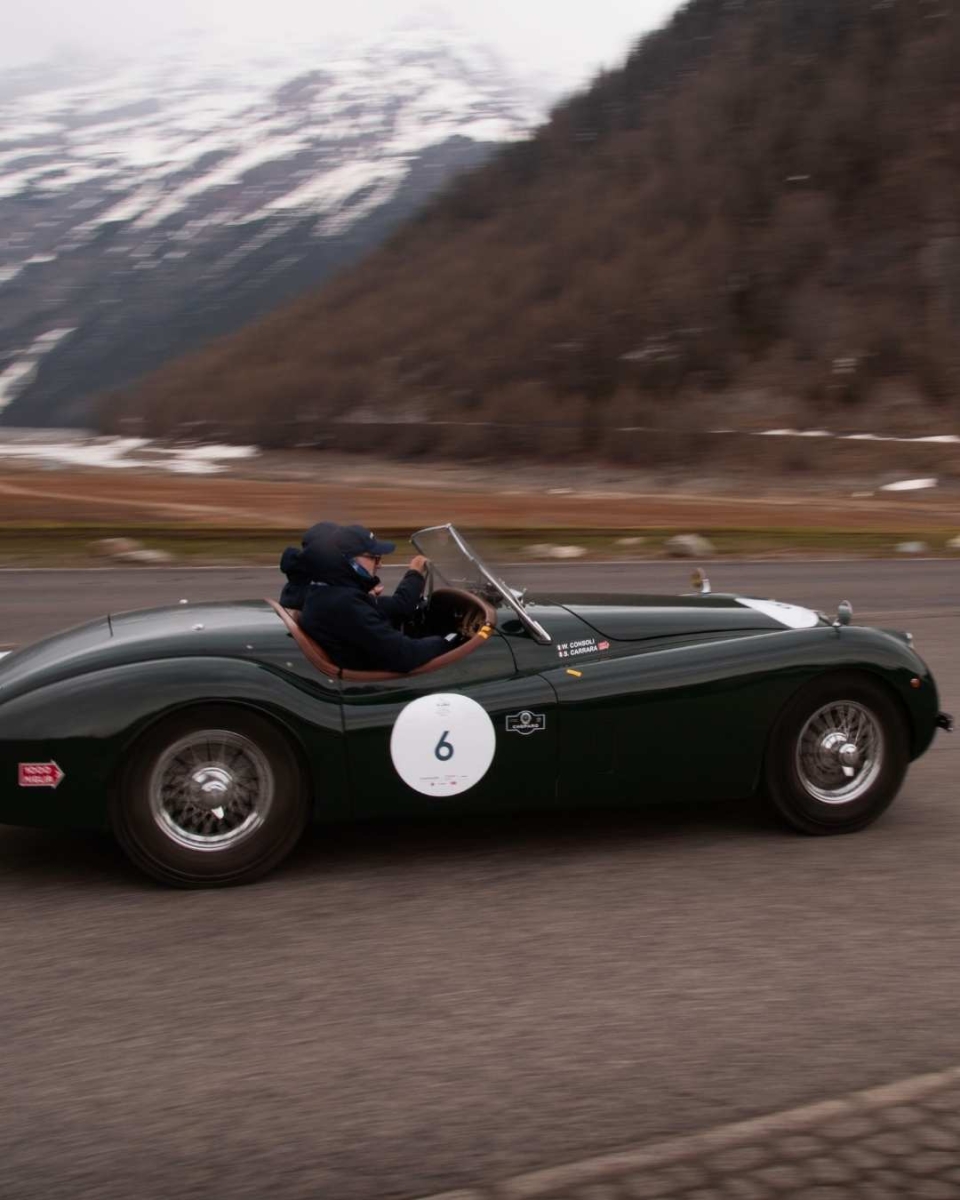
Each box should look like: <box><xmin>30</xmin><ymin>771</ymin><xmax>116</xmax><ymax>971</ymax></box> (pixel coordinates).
<box><xmin>566</xmin><ymin>668</ymin><xmax>583</xmax><ymax>678</ymax></box>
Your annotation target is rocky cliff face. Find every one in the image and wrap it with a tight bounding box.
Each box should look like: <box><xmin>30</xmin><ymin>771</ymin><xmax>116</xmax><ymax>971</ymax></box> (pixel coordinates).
<box><xmin>0</xmin><ymin>27</ymin><xmax>540</xmax><ymax>425</ymax></box>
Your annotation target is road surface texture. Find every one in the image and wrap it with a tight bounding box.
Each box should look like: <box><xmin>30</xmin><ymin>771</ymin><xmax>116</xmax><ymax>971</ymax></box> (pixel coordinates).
<box><xmin>415</xmin><ymin>1066</ymin><xmax>960</xmax><ymax>1199</ymax></box>
<box><xmin>0</xmin><ymin>562</ymin><xmax>957</xmax><ymax>1200</ymax></box>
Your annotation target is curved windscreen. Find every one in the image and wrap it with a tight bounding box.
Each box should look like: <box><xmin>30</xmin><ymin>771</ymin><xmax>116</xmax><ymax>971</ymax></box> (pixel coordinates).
<box><xmin>411</xmin><ymin>525</ymin><xmax>551</xmax><ymax>644</ymax></box>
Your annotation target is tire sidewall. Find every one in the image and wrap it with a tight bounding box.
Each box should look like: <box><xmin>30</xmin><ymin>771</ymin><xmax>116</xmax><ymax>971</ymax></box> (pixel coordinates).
<box><xmin>113</xmin><ymin>706</ymin><xmax>309</xmax><ymax>886</ymax></box>
<box><xmin>765</xmin><ymin>673</ymin><xmax>908</xmax><ymax>834</ymax></box>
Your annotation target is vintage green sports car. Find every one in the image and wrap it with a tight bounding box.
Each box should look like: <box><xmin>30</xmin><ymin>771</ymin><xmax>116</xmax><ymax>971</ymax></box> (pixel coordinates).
<box><xmin>0</xmin><ymin>525</ymin><xmax>951</xmax><ymax>886</ymax></box>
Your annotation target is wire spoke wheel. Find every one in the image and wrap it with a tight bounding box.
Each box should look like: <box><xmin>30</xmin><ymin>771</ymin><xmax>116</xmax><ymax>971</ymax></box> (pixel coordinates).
<box><xmin>795</xmin><ymin>700</ymin><xmax>884</xmax><ymax>805</ymax></box>
<box><xmin>115</xmin><ymin>706</ymin><xmax>310</xmax><ymax>887</ymax></box>
<box><xmin>764</xmin><ymin>674</ymin><xmax>908</xmax><ymax>836</ymax></box>
<box><xmin>148</xmin><ymin>729</ymin><xmax>274</xmax><ymax>851</ymax></box>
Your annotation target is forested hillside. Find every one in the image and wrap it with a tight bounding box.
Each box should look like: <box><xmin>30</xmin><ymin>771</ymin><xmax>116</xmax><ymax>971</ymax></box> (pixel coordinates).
<box><xmin>105</xmin><ymin>0</ymin><xmax>960</xmax><ymax>459</ymax></box>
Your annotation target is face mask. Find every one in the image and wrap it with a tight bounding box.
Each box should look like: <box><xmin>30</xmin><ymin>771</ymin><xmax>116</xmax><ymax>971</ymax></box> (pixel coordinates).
<box><xmin>349</xmin><ymin>558</ymin><xmax>374</xmax><ymax>580</ymax></box>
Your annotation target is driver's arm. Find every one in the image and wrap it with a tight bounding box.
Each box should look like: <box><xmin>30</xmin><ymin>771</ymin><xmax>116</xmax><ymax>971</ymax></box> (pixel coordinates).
<box><xmin>375</xmin><ymin>556</ymin><xmax>428</xmax><ymax>624</ymax></box>
<box><xmin>343</xmin><ymin>593</ymin><xmax>448</xmax><ymax>674</ymax></box>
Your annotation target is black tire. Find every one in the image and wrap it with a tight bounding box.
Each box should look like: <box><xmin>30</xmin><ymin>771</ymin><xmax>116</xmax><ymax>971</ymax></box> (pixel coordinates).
<box><xmin>113</xmin><ymin>706</ymin><xmax>310</xmax><ymax>887</ymax></box>
<box><xmin>763</xmin><ymin>673</ymin><xmax>909</xmax><ymax>835</ymax></box>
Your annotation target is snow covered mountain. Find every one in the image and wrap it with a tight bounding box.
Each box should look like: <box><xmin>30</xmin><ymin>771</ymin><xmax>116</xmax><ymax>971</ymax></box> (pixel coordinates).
<box><xmin>0</xmin><ymin>27</ymin><xmax>542</xmax><ymax>426</ymax></box>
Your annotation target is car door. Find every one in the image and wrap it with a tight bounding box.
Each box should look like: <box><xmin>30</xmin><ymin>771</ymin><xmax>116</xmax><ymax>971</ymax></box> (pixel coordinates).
<box><xmin>340</xmin><ymin>631</ymin><xmax>559</xmax><ymax>817</ymax></box>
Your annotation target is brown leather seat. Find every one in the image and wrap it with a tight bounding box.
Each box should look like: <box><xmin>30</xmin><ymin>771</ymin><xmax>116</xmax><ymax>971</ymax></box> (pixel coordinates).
<box><xmin>265</xmin><ymin>591</ymin><xmax>497</xmax><ymax>682</ymax></box>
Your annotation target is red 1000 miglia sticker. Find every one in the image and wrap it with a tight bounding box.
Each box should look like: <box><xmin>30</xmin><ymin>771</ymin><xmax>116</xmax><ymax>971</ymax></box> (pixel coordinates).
<box><xmin>390</xmin><ymin>693</ymin><xmax>495</xmax><ymax>797</ymax></box>
<box><xmin>19</xmin><ymin>761</ymin><xmax>65</xmax><ymax>788</ymax></box>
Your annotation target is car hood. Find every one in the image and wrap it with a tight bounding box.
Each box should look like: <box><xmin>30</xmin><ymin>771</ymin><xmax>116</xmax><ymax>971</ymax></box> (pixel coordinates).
<box><xmin>557</xmin><ymin>593</ymin><xmax>822</xmax><ymax>642</ymax></box>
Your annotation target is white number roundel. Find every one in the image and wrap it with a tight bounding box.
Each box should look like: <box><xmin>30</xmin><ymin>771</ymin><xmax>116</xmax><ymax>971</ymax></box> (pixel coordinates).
<box><xmin>390</xmin><ymin>693</ymin><xmax>496</xmax><ymax>797</ymax></box>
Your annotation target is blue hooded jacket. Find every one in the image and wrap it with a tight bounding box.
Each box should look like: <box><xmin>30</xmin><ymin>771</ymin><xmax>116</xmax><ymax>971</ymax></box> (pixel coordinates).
<box><xmin>278</xmin><ymin>536</ymin><xmax>448</xmax><ymax>673</ymax></box>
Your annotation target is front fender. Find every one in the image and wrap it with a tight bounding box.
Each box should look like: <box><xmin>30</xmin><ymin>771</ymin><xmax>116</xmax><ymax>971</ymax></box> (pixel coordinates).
<box><xmin>731</xmin><ymin>624</ymin><xmax>941</xmax><ymax>767</ymax></box>
<box><xmin>799</xmin><ymin>626</ymin><xmax>941</xmax><ymax>760</ymax></box>
<box><xmin>0</xmin><ymin>657</ymin><xmax>345</xmax><ymax>831</ymax></box>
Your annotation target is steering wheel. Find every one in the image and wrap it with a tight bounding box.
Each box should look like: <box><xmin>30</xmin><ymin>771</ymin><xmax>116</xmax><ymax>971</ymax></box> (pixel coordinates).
<box><xmin>459</xmin><ymin>609</ymin><xmax>486</xmax><ymax>637</ymax></box>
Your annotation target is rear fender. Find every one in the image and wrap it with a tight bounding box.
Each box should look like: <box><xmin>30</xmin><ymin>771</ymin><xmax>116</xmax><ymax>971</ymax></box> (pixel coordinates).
<box><xmin>0</xmin><ymin>657</ymin><xmax>345</xmax><ymax>830</ymax></box>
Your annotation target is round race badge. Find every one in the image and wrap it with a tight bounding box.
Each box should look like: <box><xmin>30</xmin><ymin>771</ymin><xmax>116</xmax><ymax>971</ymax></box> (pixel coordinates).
<box><xmin>390</xmin><ymin>693</ymin><xmax>496</xmax><ymax>797</ymax></box>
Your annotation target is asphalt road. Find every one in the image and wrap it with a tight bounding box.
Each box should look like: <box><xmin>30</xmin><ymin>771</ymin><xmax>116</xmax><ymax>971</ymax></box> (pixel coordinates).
<box><xmin>0</xmin><ymin>561</ymin><xmax>958</xmax><ymax>1200</ymax></box>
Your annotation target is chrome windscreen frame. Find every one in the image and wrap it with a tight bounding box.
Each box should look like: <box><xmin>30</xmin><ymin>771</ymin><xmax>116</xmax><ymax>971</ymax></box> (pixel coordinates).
<box><xmin>412</xmin><ymin>524</ymin><xmax>552</xmax><ymax>645</ymax></box>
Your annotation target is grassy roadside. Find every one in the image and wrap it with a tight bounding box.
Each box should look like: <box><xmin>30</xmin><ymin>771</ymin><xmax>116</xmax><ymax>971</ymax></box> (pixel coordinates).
<box><xmin>2</xmin><ymin>525</ymin><xmax>958</xmax><ymax>566</ymax></box>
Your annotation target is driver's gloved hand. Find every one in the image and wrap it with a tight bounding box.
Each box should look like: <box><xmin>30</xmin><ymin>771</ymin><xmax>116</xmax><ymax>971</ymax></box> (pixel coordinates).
<box><xmin>443</xmin><ymin>632</ymin><xmax>467</xmax><ymax>646</ymax></box>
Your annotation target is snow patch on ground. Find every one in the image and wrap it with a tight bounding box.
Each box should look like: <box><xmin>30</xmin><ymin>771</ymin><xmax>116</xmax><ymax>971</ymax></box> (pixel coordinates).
<box><xmin>880</xmin><ymin>478</ymin><xmax>938</xmax><ymax>492</ymax></box>
<box><xmin>0</xmin><ymin>433</ymin><xmax>259</xmax><ymax>474</ymax></box>
<box><xmin>759</xmin><ymin>429</ymin><xmax>958</xmax><ymax>447</ymax></box>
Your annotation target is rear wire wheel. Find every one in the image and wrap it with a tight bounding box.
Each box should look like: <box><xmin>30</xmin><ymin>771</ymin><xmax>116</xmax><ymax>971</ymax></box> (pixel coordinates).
<box><xmin>113</xmin><ymin>707</ymin><xmax>310</xmax><ymax>886</ymax></box>
<box><xmin>764</xmin><ymin>674</ymin><xmax>909</xmax><ymax>835</ymax></box>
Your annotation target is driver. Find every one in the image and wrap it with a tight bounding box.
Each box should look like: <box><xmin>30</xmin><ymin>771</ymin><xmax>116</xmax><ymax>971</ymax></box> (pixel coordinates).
<box><xmin>293</xmin><ymin>524</ymin><xmax>453</xmax><ymax>673</ymax></box>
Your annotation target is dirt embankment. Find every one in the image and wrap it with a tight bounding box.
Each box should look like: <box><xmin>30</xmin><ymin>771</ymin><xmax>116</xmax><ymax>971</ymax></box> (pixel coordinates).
<box><xmin>0</xmin><ymin>457</ymin><xmax>957</xmax><ymax>536</ymax></box>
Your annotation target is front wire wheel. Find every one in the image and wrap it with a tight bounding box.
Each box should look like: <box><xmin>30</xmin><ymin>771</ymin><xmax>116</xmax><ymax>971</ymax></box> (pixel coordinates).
<box><xmin>764</xmin><ymin>675</ymin><xmax>909</xmax><ymax>835</ymax></box>
<box><xmin>794</xmin><ymin>701</ymin><xmax>883</xmax><ymax>806</ymax></box>
<box><xmin>114</xmin><ymin>707</ymin><xmax>310</xmax><ymax>887</ymax></box>
<box><xmin>148</xmin><ymin>730</ymin><xmax>274</xmax><ymax>852</ymax></box>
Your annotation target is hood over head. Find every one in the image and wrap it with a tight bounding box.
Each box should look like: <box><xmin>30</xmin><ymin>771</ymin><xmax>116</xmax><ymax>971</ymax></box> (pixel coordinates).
<box><xmin>280</xmin><ymin>521</ymin><xmax>374</xmax><ymax>607</ymax></box>
<box><xmin>302</xmin><ymin>520</ymin><xmax>339</xmax><ymax>548</ymax></box>
<box><xmin>280</xmin><ymin>522</ymin><xmax>337</xmax><ymax>580</ymax></box>
<box><xmin>280</xmin><ymin>533</ymin><xmax>379</xmax><ymax>600</ymax></box>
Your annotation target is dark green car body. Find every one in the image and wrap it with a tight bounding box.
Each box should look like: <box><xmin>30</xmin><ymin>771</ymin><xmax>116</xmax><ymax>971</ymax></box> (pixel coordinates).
<box><xmin>0</xmin><ymin>588</ymin><xmax>943</xmax><ymax>834</ymax></box>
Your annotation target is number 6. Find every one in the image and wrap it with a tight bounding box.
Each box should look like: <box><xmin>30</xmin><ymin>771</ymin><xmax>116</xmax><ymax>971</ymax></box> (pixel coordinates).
<box><xmin>435</xmin><ymin>731</ymin><xmax>454</xmax><ymax>762</ymax></box>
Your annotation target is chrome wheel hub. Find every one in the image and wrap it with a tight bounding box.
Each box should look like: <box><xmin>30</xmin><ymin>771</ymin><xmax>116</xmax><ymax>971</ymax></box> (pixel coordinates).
<box><xmin>796</xmin><ymin>701</ymin><xmax>883</xmax><ymax>805</ymax></box>
<box><xmin>818</xmin><ymin>732</ymin><xmax>861</xmax><ymax>775</ymax></box>
<box><xmin>148</xmin><ymin>730</ymin><xmax>273</xmax><ymax>850</ymax></box>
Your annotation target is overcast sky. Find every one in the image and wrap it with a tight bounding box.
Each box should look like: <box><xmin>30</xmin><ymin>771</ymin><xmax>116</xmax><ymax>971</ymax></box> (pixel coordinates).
<box><xmin>3</xmin><ymin>0</ymin><xmax>684</xmax><ymax>83</ymax></box>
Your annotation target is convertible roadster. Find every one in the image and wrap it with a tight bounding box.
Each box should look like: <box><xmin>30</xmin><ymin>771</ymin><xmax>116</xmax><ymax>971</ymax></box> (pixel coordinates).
<box><xmin>0</xmin><ymin>525</ymin><xmax>950</xmax><ymax>886</ymax></box>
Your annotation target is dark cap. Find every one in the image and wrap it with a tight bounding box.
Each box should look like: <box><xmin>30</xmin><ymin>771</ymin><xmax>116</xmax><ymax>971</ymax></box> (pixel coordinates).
<box><xmin>335</xmin><ymin>524</ymin><xmax>396</xmax><ymax>559</ymax></box>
